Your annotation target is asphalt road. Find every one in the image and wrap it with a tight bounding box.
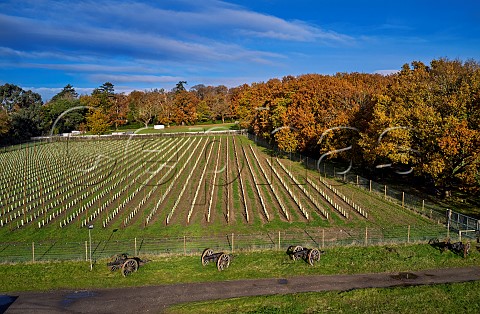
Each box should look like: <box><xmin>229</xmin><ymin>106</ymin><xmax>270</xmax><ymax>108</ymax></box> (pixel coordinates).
<box><xmin>2</xmin><ymin>266</ymin><xmax>480</xmax><ymax>313</ymax></box>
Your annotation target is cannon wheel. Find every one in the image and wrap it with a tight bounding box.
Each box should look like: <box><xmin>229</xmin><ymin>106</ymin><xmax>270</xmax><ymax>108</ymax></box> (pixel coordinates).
<box><xmin>108</xmin><ymin>265</ymin><xmax>119</xmax><ymax>272</ymax></box>
<box><xmin>308</xmin><ymin>248</ymin><xmax>321</xmax><ymax>266</ymax></box>
<box><xmin>464</xmin><ymin>242</ymin><xmax>471</xmax><ymax>258</ymax></box>
<box><xmin>121</xmin><ymin>258</ymin><xmax>139</xmax><ymax>277</ymax></box>
<box><xmin>217</xmin><ymin>253</ymin><xmax>231</xmax><ymax>271</ymax></box>
<box><xmin>291</xmin><ymin>246</ymin><xmax>303</xmax><ymax>260</ymax></box>
<box><xmin>201</xmin><ymin>248</ymin><xmax>214</xmax><ymax>266</ymax></box>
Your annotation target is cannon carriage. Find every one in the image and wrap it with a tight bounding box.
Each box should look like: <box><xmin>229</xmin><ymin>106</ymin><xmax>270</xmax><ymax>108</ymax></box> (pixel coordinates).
<box><xmin>428</xmin><ymin>238</ymin><xmax>471</xmax><ymax>258</ymax></box>
<box><xmin>201</xmin><ymin>248</ymin><xmax>231</xmax><ymax>271</ymax></box>
<box><xmin>286</xmin><ymin>245</ymin><xmax>324</xmax><ymax>266</ymax></box>
<box><xmin>107</xmin><ymin>253</ymin><xmax>149</xmax><ymax>277</ymax></box>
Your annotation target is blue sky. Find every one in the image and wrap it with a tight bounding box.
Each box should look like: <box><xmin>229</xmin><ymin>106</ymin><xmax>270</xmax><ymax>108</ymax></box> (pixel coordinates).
<box><xmin>1</xmin><ymin>0</ymin><xmax>479</xmax><ymax>101</ymax></box>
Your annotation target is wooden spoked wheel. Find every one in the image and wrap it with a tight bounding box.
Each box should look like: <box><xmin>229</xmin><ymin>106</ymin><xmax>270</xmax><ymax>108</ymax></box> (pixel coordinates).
<box><xmin>291</xmin><ymin>246</ymin><xmax>303</xmax><ymax>260</ymax></box>
<box><xmin>308</xmin><ymin>248</ymin><xmax>321</xmax><ymax>266</ymax></box>
<box><xmin>121</xmin><ymin>258</ymin><xmax>139</xmax><ymax>277</ymax></box>
<box><xmin>109</xmin><ymin>265</ymin><xmax>119</xmax><ymax>272</ymax></box>
<box><xmin>201</xmin><ymin>248</ymin><xmax>214</xmax><ymax>266</ymax></box>
<box><xmin>217</xmin><ymin>254</ymin><xmax>231</xmax><ymax>271</ymax></box>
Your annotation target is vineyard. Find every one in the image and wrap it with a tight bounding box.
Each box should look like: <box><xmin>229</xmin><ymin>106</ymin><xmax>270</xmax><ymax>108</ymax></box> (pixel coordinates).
<box><xmin>0</xmin><ymin>133</ymin><xmax>436</xmax><ymax>242</ymax></box>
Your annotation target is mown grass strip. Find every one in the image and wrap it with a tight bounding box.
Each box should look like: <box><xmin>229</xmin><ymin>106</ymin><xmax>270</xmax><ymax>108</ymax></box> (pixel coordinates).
<box><xmin>166</xmin><ymin>281</ymin><xmax>480</xmax><ymax>314</ymax></box>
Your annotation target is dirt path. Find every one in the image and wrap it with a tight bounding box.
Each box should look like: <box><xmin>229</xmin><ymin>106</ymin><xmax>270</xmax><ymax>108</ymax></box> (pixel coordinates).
<box><xmin>2</xmin><ymin>266</ymin><xmax>480</xmax><ymax>313</ymax></box>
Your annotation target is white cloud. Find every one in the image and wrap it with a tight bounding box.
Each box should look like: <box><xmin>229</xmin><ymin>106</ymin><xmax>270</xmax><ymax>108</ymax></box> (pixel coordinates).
<box><xmin>374</xmin><ymin>69</ymin><xmax>399</xmax><ymax>75</ymax></box>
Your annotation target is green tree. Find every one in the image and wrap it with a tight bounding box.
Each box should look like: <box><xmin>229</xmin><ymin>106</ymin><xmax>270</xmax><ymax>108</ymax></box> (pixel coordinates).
<box><xmin>42</xmin><ymin>85</ymin><xmax>83</xmax><ymax>134</ymax></box>
<box><xmin>50</xmin><ymin>84</ymin><xmax>78</xmax><ymax>102</ymax></box>
<box><xmin>92</xmin><ymin>82</ymin><xmax>115</xmax><ymax>110</ymax></box>
<box><xmin>0</xmin><ymin>83</ymin><xmax>43</xmax><ymax>144</ymax></box>
<box><xmin>0</xmin><ymin>83</ymin><xmax>42</xmax><ymax>112</ymax></box>
<box><xmin>173</xmin><ymin>81</ymin><xmax>187</xmax><ymax>93</ymax></box>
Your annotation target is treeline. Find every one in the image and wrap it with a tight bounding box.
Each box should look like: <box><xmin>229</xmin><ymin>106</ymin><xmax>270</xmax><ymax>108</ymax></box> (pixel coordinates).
<box><xmin>0</xmin><ymin>58</ymin><xmax>479</xmax><ymax>195</ymax></box>
<box><xmin>0</xmin><ymin>81</ymin><xmax>233</xmax><ymax>141</ymax></box>
<box><xmin>233</xmin><ymin>59</ymin><xmax>480</xmax><ymax>196</ymax></box>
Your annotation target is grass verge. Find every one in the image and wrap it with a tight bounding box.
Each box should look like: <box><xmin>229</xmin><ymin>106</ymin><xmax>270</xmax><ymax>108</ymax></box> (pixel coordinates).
<box><xmin>166</xmin><ymin>281</ymin><xmax>480</xmax><ymax>314</ymax></box>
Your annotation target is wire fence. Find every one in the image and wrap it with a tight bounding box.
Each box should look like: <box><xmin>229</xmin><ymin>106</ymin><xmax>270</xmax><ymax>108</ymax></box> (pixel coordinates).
<box><xmin>248</xmin><ymin>133</ymin><xmax>448</xmax><ymax>224</ymax></box>
<box><xmin>0</xmin><ymin>225</ymin><xmax>454</xmax><ymax>263</ymax></box>
<box><xmin>447</xmin><ymin>209</ymin><xmax>480</xmax><ymax>240</ymax></box>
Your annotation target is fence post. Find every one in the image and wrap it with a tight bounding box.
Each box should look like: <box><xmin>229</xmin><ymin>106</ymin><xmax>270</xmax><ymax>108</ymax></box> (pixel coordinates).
<box><xmin>183</xmin><ymin>235</ymin><xmax>186</xmax><ymax>256</ymax></box>
<box><xmin>446</xmin><ymin>209</ymin><xmax>451</xmax><ymax>239</ymax></box>
<box><xmin>32</xmin><ymin>242</ymin><xmax>35</xmax><ymax>262</ymax></box>
<box><xmin>407</xmin><ymin>225</ymin><xmax>410</xmax><ymax>243</ymax></box>
<box><xmin>322</xmin><ymin>229</ymin><xmax>325</xmax><ymax>248</ymax></box>
<box><xmin>231</xmin><ymin>233</ymin><xmax>234</xmax><ymax>253</ymax></box>
<box><xmin>402</xmin><ymin>192</ymin><xmax>405</xmax><ymax>208</ymax></box>
<box><xmin>365</xmin><ymin>227</ymin><xmax>368</xmax><ymax>246</ymax></box>
<box><xmin>278</xmin><ymin>231</ymin><xmax>281</xmax><ymax>250</ymax></box>
<box><xmin>384</xmin><ymin>185</ymin><xmax>387</xmax><ymax>199</ymax></box>
<box><xmin>369</xmin><ymin>180</ymin><xmax>372</xmax><ymax>192</ymax></box>
<box><xmin>85</xmin><ymin>241</ymin><xmax>88</xmax><ymax>261</ymax></box>
<box><xmin>356</xmin><ymin>175</ymin><xmax>359</xmax><ymax>186</ymax></box>
<box><xmin>134</xmin><ymin>237</ymin><xmax>137</xmax><ymax>256</ymax></box>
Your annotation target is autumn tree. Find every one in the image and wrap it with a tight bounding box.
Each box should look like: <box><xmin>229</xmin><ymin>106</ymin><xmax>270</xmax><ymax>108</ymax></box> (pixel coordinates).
<box><xmin>131</xmin><ymin>90</ymin><xmax>158</xmax><ymax>128</ymax></box>
<box><xmin>153</xmin><ymin>89</ymin><xmax>174</xmax><ymax>127</ymax></box>
<box><xmin>86</xmin><ymin>109</ymin><xmax>111</xmax><ymax>135</ymax></box>
<box><xmin>191</xmin><ymin>84</ymin><xmax>230</xmax><ymax>123</ymax></box>
<box><xmin>360</xmin><ymin>59</ymin><xmax>480</xmax><ymax>196</ymax></box>
<box><xmin>0</xmin><ymin>108</ymin><xmax>10</xmax><ymax>138</ymax></box>
<box><xmin>211</xmin><ymin>85</ymin><xmax>230</xmax><ymax>123</ymax></box>
<box><xmin>108</xmin><ymin>93</ymin><xmax>129</xmax><ymax>130</ymax></box>
<box><xmin>173</xmin><ymin>88</ymin><xmax>198</xmax><ymax>125</ymax></box>
<box><xmin>190</xmin><ymin>84</ymin><xmax>211</xmax><ymax>122</ymax></box>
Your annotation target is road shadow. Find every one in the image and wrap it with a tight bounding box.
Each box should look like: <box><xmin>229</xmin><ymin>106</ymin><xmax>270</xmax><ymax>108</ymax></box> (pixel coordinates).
<box><xmin>0</xmin><ymin>294</ymin><xmax>18</xmax><ymax>313</ymax></box>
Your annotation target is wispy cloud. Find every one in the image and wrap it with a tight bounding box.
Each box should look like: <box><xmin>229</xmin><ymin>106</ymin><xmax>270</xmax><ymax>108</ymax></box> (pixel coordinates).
<box><xmin>0</xmin><ymin>0</ymin><xmax>358</xmax><ymax>101</ymax></box>
<box><xmin>89</xmin><ymin>74</ymin><xmax>183</xmax><ymax>84</ymax></box>
<box><xmin>0</xmin><ymin>0</ymin><xmax>352</xmax><ymax>56</ymax></box>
